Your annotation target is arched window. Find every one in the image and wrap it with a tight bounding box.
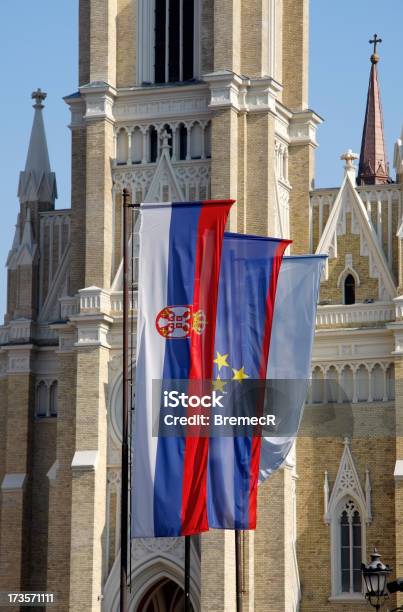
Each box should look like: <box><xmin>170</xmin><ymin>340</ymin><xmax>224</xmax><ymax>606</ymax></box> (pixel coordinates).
<box><xmin>340</xmin><ymin>500</ymin><xmax>362</xmax><ymax>593</ymax></box>
<box><xmin>371</xmin><ymin>364</ymin><xmax>384</xmax><ymax>402</ymax></box>
<box><xmin>356</xmin><ymin>365</ymin><xmax>369</xmax><ymax>402</ymax></box>
<box><xmin>340</xmin><ymin>366</ymin><xmax>353</xmax><ymax>403</ymax></box>
<box><xmin>50</xmin><ymin>381</ymin><xmax>58</xmax><ymax>418</ymax></box>
<box><xmin>326</xmin><ymin>366</ymin><xmax>339</xmax><ymax>403</ymax></box>
<box><xmin>131</xmin><ymin>128</ymin><xmax>143</xmax><ymax>164</ymax></box>
<box><xmin>311</xmin><ymin>366</ymin><xmax>324</xmax><ymax>404</ymax></box>
<box><xmin>116</xmin><ymin>129</ymin><xmax>128</xmax><ymax>165</ymax></box>
<box><xmin>154</xmin><ymin>0</ymin><xmax>196</xmax><ymax>84</ymax></box>
<box><xmin>149</xmin><ymin>126</ymin><xmax>158</xmax><ymax>163</ymax></box>
<box><xmin>344</xmin><ymin>274</ymin><xmax>356</xmax><ymax>305</ymax></box>
<box><xmin>386</xmin><ymin>364</ymin><xmax>395</xmax><ymax>400</ymax></box>
<box><xmin>36</xmin><ymin>381</ymin><xmax>48</xmax><ymax>418</ymax></box>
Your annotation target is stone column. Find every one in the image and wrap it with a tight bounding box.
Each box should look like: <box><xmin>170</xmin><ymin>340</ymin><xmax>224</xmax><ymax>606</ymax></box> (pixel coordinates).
<box><xmin>288</xmin><ymin>111</ymin><xmax>322</xmax><ymax>255</ymax></box>
<box><xmin>245</xmin><ymin>107</ymin><xmax>276</xmax><ymax>236</ymax></box>
<box><xmin>116</xmin><ymin>0</ymin><xmax>136</xmax><ymax>87</ymax></box>
<box><xmin>79</xmin><ymin>87</ymin><xmax>116</xmax><ymax>290</ymax></box>
<box><xmin>282</xmin><ymin>0</ymin><xmax>309</xmax><ymax>111</ymax></box>
<box><xmin>68</xmin><ymin>303</ymin><xmax>112</xmax><ymax>612</ymax></box>
<box><xmin>0</xmin><ymin>347</ymin><xmax>34</xmax><ymax>601</ymax></box>
<box><xmin>46</xmin><ymin>326</ymin><xmax>77</xmax><ymax>611</ymax></box>
<box><xmin>213</xmin><ymin>0</ymin><xmax>241</xmax><ymax>74</ymax></box>
<box><xmin>201</xmin><ymin>530</ymin><xmax>236</xmax><ymax>611</ymax></box>
<box><xmin>88</xmin><ymin>0</ymin><xmax>117</xmax><ymax>87</ymax></box>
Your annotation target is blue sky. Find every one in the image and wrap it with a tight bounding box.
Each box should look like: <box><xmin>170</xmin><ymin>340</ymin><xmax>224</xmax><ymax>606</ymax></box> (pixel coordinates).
<box><xmin>0</xmin><ymin>0</ymin><xmax>402</xmax><ymax>320</ymax></box>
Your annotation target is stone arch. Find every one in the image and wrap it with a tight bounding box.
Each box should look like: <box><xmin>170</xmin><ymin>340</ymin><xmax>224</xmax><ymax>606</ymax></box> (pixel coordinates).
<box><xmin>340</xmin><ymin>365</ymin><xmax>354</xmax><ymax>403</ymax></box>
<box><xmin>311</xmin><ymin>365</ymin><xmax>324</xmax><ymax>403</ymax></box>
<box><xmin>117</xmin><ymin>128</ymin><xmax>129</xmax><ymax>165</ymax></box>
<box><xmin>370</xmin><ymin>363</ymin><xmax>384</xmax><ymax>402</ymax></box>
<box><xmin>108</xmin><ymin>358</ymin><xmax>136</xmax><ymax>447</ymax></box>
<box><xmin>356</xmin><ymin>364</ymin><xmax>370</xmax><ymax>402</ymax></box>
<box><xmin>102</xmin><ymin>552</ymin><xmax>200</xmax><ymax>612</ymax></box>
<box><xmin>325</xmin><ymin>365</ymin><xmax>339</xmax><ymax>403</ymax></box>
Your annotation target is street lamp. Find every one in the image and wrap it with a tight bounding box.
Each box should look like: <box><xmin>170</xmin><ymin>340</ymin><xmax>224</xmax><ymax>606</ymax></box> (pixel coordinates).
<box><xmin>362</xmin><ymin>549</ymin><xmax>403</xmax><ymax>611</ymax></box>
<box><xmin>362</xmin><ymin>548</ymin><xmax>391</xmax><ymax>611</ymax></box>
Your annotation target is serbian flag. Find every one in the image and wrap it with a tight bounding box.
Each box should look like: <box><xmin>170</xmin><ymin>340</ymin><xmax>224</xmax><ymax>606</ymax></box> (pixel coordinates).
<box><xmin>132</xmin><ymin>200</ymin><xmax>233</xmax><ymax>538</ymax></box>
<box><xmin>208</xmin><ymin>233</ymin><xmax>290</xmax><ymax>530</ymax></box>
<box><xmin>259</xmin><ymin>255</ymin><xmax>325</xmax><ymax>482</ymax></box>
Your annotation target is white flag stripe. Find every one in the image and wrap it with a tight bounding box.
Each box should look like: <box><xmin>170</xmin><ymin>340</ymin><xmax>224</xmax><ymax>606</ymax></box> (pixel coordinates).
<box><xmin>260</xmin><ymin>256</ymin><xmax>325</xmax><ymax>482</ymax></box>
<box><xmin>133</xmin><ymin>204</ymin><xmax>173</xmax><ymax>536</ymax></box>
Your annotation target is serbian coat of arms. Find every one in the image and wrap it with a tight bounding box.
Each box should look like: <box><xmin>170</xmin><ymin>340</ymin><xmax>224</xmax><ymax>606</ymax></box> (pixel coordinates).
<box><xmin>155</xmin><ymin>306</ymin><xmax>207</xmax><ymax>339</ymax></box>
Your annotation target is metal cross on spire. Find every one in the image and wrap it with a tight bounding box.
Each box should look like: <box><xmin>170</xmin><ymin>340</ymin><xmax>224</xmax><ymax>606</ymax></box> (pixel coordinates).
<box><xmin>31</xmin><ymin>88</ymin><xmax>47</xmax><ymax>109</ymax></box>
<box><xmin>369</xmin><ymin>34</ymin><xmax>382</xmax><ymax>64</ymax></box>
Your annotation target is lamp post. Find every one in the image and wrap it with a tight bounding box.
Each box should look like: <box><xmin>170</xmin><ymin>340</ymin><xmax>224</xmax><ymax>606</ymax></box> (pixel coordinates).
<box><xmin>362</xmin><ymin>548</ymin><xmax>403</xmax><ymax>612</ymax></box>
<box><xmin>362</xmin><ymin>548</ymin><xmax>391</xmax><ymax>610</ymax></box>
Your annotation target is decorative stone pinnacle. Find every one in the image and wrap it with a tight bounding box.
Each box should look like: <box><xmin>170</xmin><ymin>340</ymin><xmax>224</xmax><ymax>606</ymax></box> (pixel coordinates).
<box><xmin>341</xmin><ymin>150</ymin><xmax>359</xmax><ymax>177</ymax></box>
<box><xmin>31</xmin><ymin>88</ymin><xmax>47</xmax><ymax>110</ymax></box>
<box><xmin>343</xmin><ymin>436</ymin><xmax>351</xmax><ymax>448</ymax></box>
<box><xmin>369</xmin><ymin>33</ymin><xmax>382</xmax><ymax>64</ymax></box>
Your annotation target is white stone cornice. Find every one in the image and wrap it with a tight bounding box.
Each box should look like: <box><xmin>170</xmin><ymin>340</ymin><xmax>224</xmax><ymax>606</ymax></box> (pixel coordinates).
<box><xmin>1</xmin><ymin>473</ymin><xmax>27</xmax><ymax>492</ymax></box>
<box><xmin>247</xmin><ymin>77</ymin><xmax>282</xmax><ymax>114</ymax></box>
<box><xmin>203</xmin><ymin>71</ymin><xmax>283</xmax><ymax>115</ymax></box>
<box><xmin>289</xmin><ymin>110</ymin><xmax>323</xmax><ymax>147</ymax></box>
<box><xmin>394</xmin><ymin>460</ymin><xmax>403</xmax><ymax>480</ymax></box>
<box><xmin>386</xmin><ymin>320</ymin><xmax>403</xmax><ymax>355</ymax></box>
<box><xmin>71</xmin><ymin>450</ymin><xmax>99</xmax><ymax>472</ymax></box>
<box><xmin>114</xmin><ymin>83</ymin><xmax>211</xmax><ymax>123</ymax></box>
<box><xmin>51</xmin><ymin>322</ymin><xmax>76</xmax><ymax>354</ymax></box>
<box><xmin>79</xmin><ymin>82</ymin><xmax>117</xmax><ymax>124</ymax></box>
<box><xmin>64</xmin><ymin>93</ymin><xmax>86</xmax><ymax>129</ymax></box>
<box><xmin>47</xmin><ymin>460</ymin><xmax>59</xmax><ymax>482</ymax></box>
<box><xmin>70</xmin><ymin>314</ymin><xmax>113</xmax><ymax>349</ymax></box>
<box><xmin>393</xmin><ymin>295</ymin><xmax>403</xmax><ymax>320</ymax></box>
<box><xmin>5</xmin><ymin>344</ymin><xmax>33</xmax><ymax>374</ymax></box>
<box><xmin>203</xmin><ymin>70</ymin><xmax>246</xmax><ymax>112</ymax></box>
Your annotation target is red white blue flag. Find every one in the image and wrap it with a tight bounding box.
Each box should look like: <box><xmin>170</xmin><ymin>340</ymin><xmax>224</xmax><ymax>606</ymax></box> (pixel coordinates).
<box><xmin>132</xmin><ymin>200</ymin><xmax>232</xmax><ymax>538</ymax></box>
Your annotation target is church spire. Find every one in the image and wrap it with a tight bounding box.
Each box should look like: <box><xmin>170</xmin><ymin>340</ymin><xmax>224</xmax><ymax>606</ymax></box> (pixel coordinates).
<box><xmin>17</xmin><ymin>89</ymin><xmax>57</xmax><ymax>204</ymax></box>
<box><xmin>357</xmin><ymin>35</ymin><xmax>391</xmax><ymax>186</ymax></box>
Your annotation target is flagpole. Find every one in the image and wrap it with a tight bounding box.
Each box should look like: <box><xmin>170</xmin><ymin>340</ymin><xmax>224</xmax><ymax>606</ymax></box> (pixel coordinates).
<box><xmin>235</xmin><ymin>530</ymin><xmax>243</xmax><ymax>612</ymax></box>
<box><xmin>120</xmin><ymin>188</ymin><xmax>131</xmax><ymax>612</ymax></box>
<box><xmin>185</xmin><ymin>535</ymin><xmax>191</xmax><ymax>611</ymax></box>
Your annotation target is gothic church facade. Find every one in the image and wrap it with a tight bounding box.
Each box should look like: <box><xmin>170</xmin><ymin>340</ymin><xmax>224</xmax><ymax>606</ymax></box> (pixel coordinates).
<box><xmin>1</xmin><ymin>1</ymin><xmax>403</xmax><ymax>611</ymax></box>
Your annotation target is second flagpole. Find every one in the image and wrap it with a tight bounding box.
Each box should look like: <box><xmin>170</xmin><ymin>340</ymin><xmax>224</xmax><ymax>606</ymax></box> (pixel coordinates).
<box><xmin>235</xmin><ymin>530</ymin><xmax>243</xmax><ymax>612</ymax></box>
<box><xmin>120</xmin><ymin>188</ymin><xmax>131</xmax><ymax>612</ymax></box>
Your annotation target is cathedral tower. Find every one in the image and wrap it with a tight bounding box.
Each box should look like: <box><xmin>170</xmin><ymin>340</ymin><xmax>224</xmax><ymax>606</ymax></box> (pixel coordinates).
<box><xmin>0</xmin><ymin>1</ymin><xmax>320</xmax><ymax>609</ymax></box>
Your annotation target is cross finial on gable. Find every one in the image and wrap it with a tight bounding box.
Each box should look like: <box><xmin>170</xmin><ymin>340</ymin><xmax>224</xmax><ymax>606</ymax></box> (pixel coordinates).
<box><xmin>31</xmin><ymin>88</ymin><xmax>47</xmax><ymax>110</ymax></box>
<box><xmin>160</xmin><ymin>129</ymin><xmax>171</xmax><ymax>151</ymax></box>
<box><xmin>369</xmin><ymin>34</ymin><xmax>382</xmax><ymax>64</ymax></box>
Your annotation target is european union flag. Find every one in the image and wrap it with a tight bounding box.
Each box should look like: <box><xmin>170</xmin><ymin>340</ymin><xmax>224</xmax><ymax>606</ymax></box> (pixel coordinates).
<box><xmin>208</xmin><ymin>233</ymin><xmax>290</xmax><ymax>530</ymax></box>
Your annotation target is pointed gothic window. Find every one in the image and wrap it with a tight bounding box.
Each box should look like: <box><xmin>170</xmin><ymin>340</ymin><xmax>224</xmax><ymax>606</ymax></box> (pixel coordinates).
<box><xmin>154</xmin><ymin>0</ymin><xmax>196</xmax><ymax>84</ymax></box>
<box><xmin>344</xmin><ymin>274</ymin><xmax>356</xmax><ymax>305</ymax></box>
<box><xmin>340</xmin><ymin>501</ymin><xmax>362</xmax><ymax>593</ymax></box>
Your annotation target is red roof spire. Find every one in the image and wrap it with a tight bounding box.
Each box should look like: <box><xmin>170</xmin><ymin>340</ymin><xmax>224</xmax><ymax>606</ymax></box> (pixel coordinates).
<box><xmin>357</xmin><ymin>35</ymin><xmax>391</xmax><ymax>186</ymax></box>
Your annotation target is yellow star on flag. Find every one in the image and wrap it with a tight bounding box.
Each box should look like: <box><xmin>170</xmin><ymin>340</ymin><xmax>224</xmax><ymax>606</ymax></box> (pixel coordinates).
<box><xmin>214</xmin><ymin>351</ymin><xmax>229</xmax><ymax>371</ymax></box>
<box><xmin>213</xmin><ymin>375</ymin><xmax>227</xmax><ymax>393</ymax></box>
<box><xmin>232</xmin><ymin>366</ymin><xmax>249</xmax><ymax>381</ymax></box>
